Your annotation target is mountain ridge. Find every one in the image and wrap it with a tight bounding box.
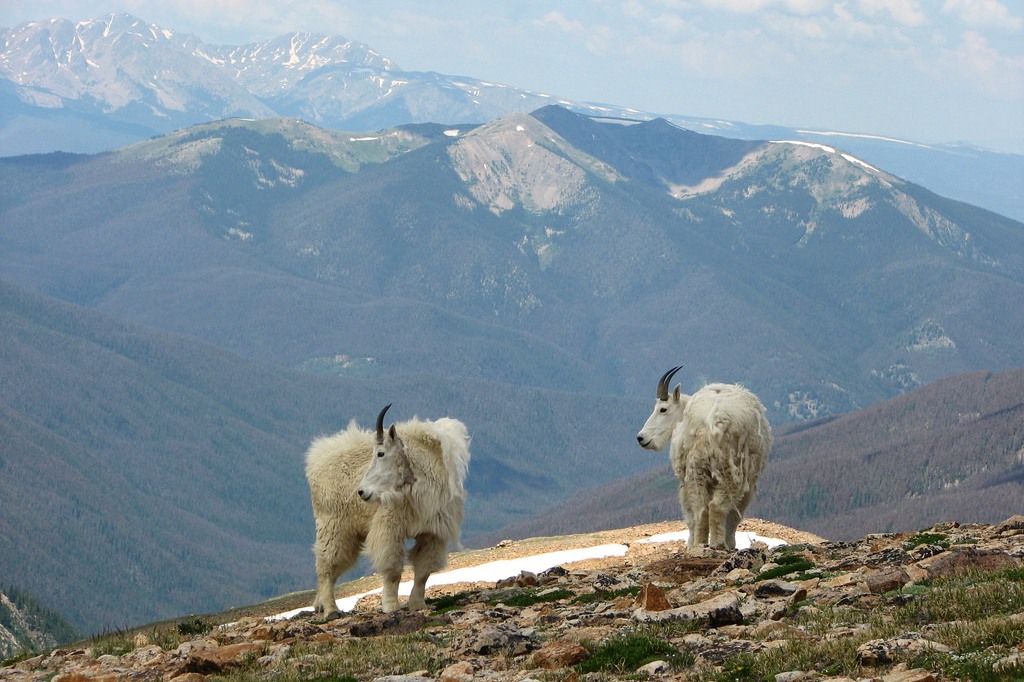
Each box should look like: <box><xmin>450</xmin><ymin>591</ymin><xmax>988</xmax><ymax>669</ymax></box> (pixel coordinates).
<box><xmin>3</xmin><ymin>109</ymin><xmax>1022</xmax><ymax>423</ymax></box>
<box><xmin>1</xmin><ymin>12</ymin><xmax>1021</xmax><ymax>221</ymax></box>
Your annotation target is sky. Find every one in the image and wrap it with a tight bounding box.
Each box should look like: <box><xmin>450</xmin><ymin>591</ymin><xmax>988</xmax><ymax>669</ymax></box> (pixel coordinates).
<box><xmin>270</xmin><ymin>529</ymin><xmax>788</xmax><ymax>619</ymax></box>
<box><xmin>2</xmin><ymin>1</ymin><xmax>1023</xmax><ymax>153</ymax></box>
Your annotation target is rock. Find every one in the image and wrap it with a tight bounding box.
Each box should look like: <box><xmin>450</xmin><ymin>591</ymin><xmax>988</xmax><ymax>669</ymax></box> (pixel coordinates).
<box><xmin>865</xmin><ymin>567</ymin><xmax>910</xmax><ymax>594</ymax></box>
<box><xmin>168</xmin><ymin>674</ymin><xmax>207</xmax><ymax>682</ymax></box>
<box><xmin>882</xmin><ymin>662</ymin><xmax>936</xmax><ymax>681</ymax></box>
<box><xmin>634</xmin><ymin>590</ymin><xmax>743</xmax><ymax>627</ymax></box>
<box><xmin>634</xmin><ymin>583</ymin><xmax>672</xmax><ymax>611</ymax></box>
<box><xmin>349</xmin><ymin>613</ymin><xmax>436</xmax><ymax>637</ymax></box>
<box><xmin>530</xmin><ymin>641</ymin><xmax>589</xmax><ymax>669</ymax></box>
<box><xmin>995</xmin><ymin>515</ymin><xmax>1024</xmax><ymax>534</ymax></box>
<box><xmin>753</xmin><ymin>579</ymin><xmax>802</xmax><ymax>597</ymax></box>
<box><xmin>856</xmin><ymin>633</ymin><xmax>952</xmax><ymax>665</ymax></box>
<box><xmin>438</xmin><ymin>661</ymin><xmax>474</xmax><ymax>682</ymax></box>
<box><xmin>8</xmin><ymin>519</ymin><xmax>1024</xmax><ymax>682</ymax></box>
<box><xmin>636</xmin><ymin>659</ymin><xmax>670</xmax><ymax>675</ymax></box>
<box><xmin>184</xmin><ymin>643</ymin><xmax>265</xmax><ymax>674</ymax></box>
<box><xmin>774</xmin><ymin>672</ymin><xmax>811</xmax><ymax>682</ymax></box>
<box><xmin>458</xmin><ymin>624</ymin><xmax>534</xmax><ymax>656</ymax></box>
<box><xmin>993</xmin><ymin>650</ymin><xmax>1024</xmax><ymax>674</ymax></box>
<box><xmin>915</xmin><ymin>547</ymin><xmax>1017</xmax><ymax>580</ymax></box>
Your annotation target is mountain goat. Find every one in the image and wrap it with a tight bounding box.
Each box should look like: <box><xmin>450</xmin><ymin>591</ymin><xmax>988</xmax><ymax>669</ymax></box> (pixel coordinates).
<box><xmin>636</xmin><ymin>366</ymin><xmax>771</xmax><ymax>550</ymax></box>
<box><xmin>305</xmin><ymin>404</ymin><xmax>471</xmax><ymax>618</ymax></box>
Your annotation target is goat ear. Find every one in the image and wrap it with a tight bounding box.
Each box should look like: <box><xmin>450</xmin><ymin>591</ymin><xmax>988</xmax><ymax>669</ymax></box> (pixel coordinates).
<box><xmin>387</xmin><ymin>424</ymin><xmax>399</xmax><ymax>442</ymax></box>
<box><xmin>673</xmin><ymin>384</ymin><xmax>682</xmax><ymax>401</ymax></box>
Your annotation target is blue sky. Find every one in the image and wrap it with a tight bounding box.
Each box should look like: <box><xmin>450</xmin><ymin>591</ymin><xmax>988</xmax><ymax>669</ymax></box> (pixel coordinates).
<box><xmin>3</xmin><ymin>0</ymin><xmax>1023</xmax><ymax>152</ymax></box>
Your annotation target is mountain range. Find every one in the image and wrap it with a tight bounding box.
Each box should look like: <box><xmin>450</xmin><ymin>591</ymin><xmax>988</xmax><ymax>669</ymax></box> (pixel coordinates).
<box><xmin>2</xmin><ymin>108</ymin><xmax>1022</xmax><ymax>424</ymax></box>
<box><xmin>1</xmin><ymin>103</ymin><xmax>1023</xmax><ymax>633</ymax></box>
<box><xmin>1</xmin><ymin>12</ymin><xmax>1021</xmax><ymax>222</ymax></box>
<box><xmin>1</xmin><ymin>14</ymin><xmax>1023</xmax><ymax>637</ymax></box>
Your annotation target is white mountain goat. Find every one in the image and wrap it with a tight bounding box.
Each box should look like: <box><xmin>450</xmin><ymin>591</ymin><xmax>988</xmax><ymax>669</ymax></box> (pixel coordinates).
<box><xmin>636</xmin><ymin>366</ymin><xmax>772</xmax><ymax>550</ymax></box>
<box><xmin>305</xmin><ymin>404</ymin><xmax>471</xmax><ymax>618</ymax></box>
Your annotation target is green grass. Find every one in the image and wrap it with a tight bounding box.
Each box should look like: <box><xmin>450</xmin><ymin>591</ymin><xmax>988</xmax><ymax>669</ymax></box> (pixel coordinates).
<box><xmin>220</xmin><ymin>633</ymin><xmax>442</xmax><ymax>682</ymax></box>
<box><xmin>426</xmin><ymin>591</ymin><xmax>474</xmax><ymax>613</ymax></box>
<box><xmin>572</xmin><ymin>585</ymin><xmax>642</xmax><ymax>605</ymax></box>
<box><xmin>754</xmin><ymin>553</ymin><xmax>816</xmax><ymax>582</ymax></box>
<box><xmin>714</xmin><ymin>565</ymin><xmax>1024</xmax><ymax>681</ymax></box>
<box><xmin>576</xmin><ymin>631</ymin><xmax>693</xmax><ymax>674</ymax></box>
<box><xmin>903</xmin><ymin>532</ymin><xmax>950</xmax><ymax>549</ymax></box>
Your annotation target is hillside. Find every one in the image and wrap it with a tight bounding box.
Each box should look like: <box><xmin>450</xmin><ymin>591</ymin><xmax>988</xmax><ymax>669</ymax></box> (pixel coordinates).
<box><xmin>487</xmin><ymin>368</ymin><xmax>1024</xmax><ymax>544</ymax></box>
<box><xmin>3</xmin><ymin>274</ymin><xmax>1020</xmax><ymax>637</ymax></box>
<box><xmin>0</xmin><ymin>279</ymin><xmax>653</xmax><ymax>634</ymax></box>
<box><xmin>0</xmin><ymin>587</ymin><xmax>76</xmax><ymax>660</ymax></box>
<box><xmin>2</xmin><ymin>110</ymin><xmax>1022</xmax><ymax>428</ymax></box>
<box><xmin>2</xmin><ymin>517</ymin><xmax>1023</xmax><ymax>681</ymax></box>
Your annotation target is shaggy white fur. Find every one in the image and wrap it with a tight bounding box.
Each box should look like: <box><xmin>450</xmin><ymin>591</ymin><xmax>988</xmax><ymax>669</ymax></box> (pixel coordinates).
<box><xmin>637</xmin><ymin>368</ymin><xmax>771</xmax><ymax>550</ymax></box>
<box><xmin>305</xmin><ymin>413</ymin><xmax>470</xmax><ymax>617</ymax></box>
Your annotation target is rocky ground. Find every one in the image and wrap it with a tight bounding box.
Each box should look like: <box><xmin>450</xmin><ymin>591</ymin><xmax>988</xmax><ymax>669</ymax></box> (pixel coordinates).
<box><xmin>2</xmin><ymin>517</ymin><xmax>1023</xmax><ymax>682</ymax></box>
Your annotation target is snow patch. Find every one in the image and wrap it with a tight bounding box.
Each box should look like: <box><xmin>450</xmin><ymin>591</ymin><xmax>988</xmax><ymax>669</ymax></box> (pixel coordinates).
<box><xmin>795</xmin><ymin>129</ymin><xmax>933</xmax><ymax>149</ymax></box>
<box><xmin>773</xmin><ymin>140</ymin><xmax>836</xmax><ymax>154</ymax></box>
<box><xmin>841</xmin><ymin>153</ymin><xmax>880</xmax><ymax>173</ymax></box>
<box><xmin>269</xmin><ymin>530</ymin><xmax>787</xmax><ymax>620</ymax></box>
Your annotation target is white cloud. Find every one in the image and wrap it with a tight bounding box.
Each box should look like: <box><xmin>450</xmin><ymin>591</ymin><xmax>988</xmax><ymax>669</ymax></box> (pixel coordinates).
<box><xmin>947</xmin><ymin>29</ymin><xmax>1024</xmax><ymax>93</ymax></box>
<box><xmin>700</xmin><ymin>0</ymin><xmax>828</xmax><ymax>14</ymax></box>
<box><xmin>856</xmin><ymin>0</ymin><xmax>928</xmax><ymax>27</ymax></box>
<box><xmin>942</xmin><ymin>0</ymin><xmax>1024</xmax><ymax>31</ymax></box>
<box><xmin>533</xmin><ymin>10</ymin><xmax>585</xmax><ymax>36</ymax></box>
<box><xmin>532</xmin><ymin>11</ymin><xmax>616</xmax><ymax>56</ymax></box>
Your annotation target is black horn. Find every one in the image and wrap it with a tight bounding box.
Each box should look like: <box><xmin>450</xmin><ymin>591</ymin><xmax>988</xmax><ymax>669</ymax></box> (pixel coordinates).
<box><xmin>657</xmin><ymin>366</ymin><xmax>683</xmax><ymax>401</ymax></box>
<box><xmin>375</xmin><ymin>403</ymin><xmax>392</xmax><ymax>443</ymax></box>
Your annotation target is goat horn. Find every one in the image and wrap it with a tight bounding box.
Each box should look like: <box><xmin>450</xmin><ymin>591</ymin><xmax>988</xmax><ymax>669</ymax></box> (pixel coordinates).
<box><xmin>657</xmin><ymin>366</ymin><xmax>683</xmax><ymax>400</ymax></box>
<box><xmin>375</xmin><ymin>403</ymin><xmax>392</xmax><ymax>443</ymax></box>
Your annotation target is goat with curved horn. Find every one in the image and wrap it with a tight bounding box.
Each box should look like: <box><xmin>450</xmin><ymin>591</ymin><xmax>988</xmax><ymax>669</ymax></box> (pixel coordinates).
<box><xmin>305</xmin><ymin>403</ymin><xmax>471</xmax><ymax>617</ymax></box>
<box><xmin>636</xmin><ymin>366</ymin><xmax>771</xmax><ymax>550</ymax></box>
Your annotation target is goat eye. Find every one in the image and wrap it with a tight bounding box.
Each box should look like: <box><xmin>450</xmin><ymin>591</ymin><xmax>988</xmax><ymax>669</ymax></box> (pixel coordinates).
<box><xmin>376</xmin><ymin>451</ymin><xmax>385</xmax><ymax>458</ymax></box>
<box><xmin>659</xmin><ymin>407</ymin><xmax>668</xmax><ymax>413</ymax></box>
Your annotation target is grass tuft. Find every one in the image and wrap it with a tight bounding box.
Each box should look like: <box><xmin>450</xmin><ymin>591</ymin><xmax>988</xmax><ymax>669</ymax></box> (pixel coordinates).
<box><xmin>576</xmin><ymin>631</ymin><xmax>691</xmax><ymax>674</ymax></box>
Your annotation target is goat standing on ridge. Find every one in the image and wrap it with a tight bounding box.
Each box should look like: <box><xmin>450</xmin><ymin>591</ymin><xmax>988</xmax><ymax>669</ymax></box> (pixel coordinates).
<box><xmin>305</xmin><ymin>404</ymin><xmax>471</xmax><ymax>618</ymax></box>
<box><xmin>637</xmin><ymin>366</ymin><xmax>771</xmax><ymax>550</ymax></box>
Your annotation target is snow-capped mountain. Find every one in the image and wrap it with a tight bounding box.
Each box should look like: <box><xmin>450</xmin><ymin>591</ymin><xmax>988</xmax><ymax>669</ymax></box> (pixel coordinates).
<box><xmin>1</xmin><ymin>14</ymin><xmax>273</xmax><ymax>125</ymax></box>
<box><xmin>0</xmin><ymin>13</ymin><xmax>574</xmax><ymax>145</ymax></box>
<box><xmin>1</xmin><ymin>12</ymin><xmax>1021</xmax><ymax>221</ymax></box>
